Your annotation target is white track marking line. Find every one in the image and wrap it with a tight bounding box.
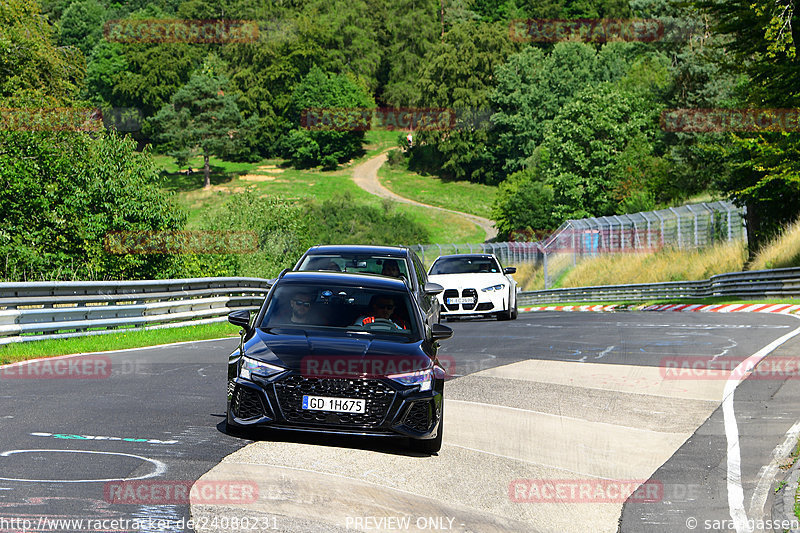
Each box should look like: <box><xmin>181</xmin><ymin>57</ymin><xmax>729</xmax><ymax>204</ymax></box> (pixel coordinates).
<box><xmin>0</xmin><ymin>449</ymin><xmax>166</xmax><ymax>483</ymax></box>
<box><xmin>722</xmin><ymin>315</ymin><xmax>800</xmax><ymax>533</ymax></box>
<box><xmin>748</xmin><ymin>419</ymin><xmax>800</xmax><ymax>524</ymax></box>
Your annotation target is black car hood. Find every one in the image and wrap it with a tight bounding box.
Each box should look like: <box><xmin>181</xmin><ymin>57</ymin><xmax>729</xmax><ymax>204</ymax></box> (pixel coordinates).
<box><xmin>243</xmin><ymin>328</ymin><xmax>431</xmax><ymax>375</ymax></box>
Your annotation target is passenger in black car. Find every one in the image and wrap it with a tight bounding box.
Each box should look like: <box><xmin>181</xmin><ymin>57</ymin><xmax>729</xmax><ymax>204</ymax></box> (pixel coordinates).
<box><xmin>354</xmin><ymin>294</ymin><xmax>408</xmax><ymax>330</ymax></box>
<box><xmin>381</xmin><ymin>259</ymin><xmax>402</xmax><ymax>278</ymax></box>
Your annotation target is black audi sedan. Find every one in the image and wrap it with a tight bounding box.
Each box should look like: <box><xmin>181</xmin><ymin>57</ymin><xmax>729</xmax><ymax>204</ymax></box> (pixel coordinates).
<box><xmin>226</xmin><ymin>270</ymin><xmax>453</xmax><ymax>453</ymax></box>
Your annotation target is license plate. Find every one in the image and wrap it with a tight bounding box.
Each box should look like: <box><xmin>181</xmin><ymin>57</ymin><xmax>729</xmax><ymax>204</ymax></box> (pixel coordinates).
<box><xmin>447</xmin><ymin>297</ymin><xmax>475</xmax><ymax>304</ymax></box>
<box><xmin>302</xmin><ymin>395</ymin><xmax>365</xmax><ymax>414</ymax></box>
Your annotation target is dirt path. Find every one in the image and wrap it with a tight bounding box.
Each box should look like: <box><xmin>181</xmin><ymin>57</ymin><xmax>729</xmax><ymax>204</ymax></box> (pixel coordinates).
<box><xmin>352</xmin><ymin>152</ymin><xmax>498</xmax><ymax>241</ymax></box>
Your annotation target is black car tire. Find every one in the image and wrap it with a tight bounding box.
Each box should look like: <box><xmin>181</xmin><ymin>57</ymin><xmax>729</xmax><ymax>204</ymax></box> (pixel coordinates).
<box><xmin>409</xmin><ymin>402</ymin><xmax>443</xmax><ymax>454</ymax></box>
<box><xmin>497</xmin><ymin>305</ymin><xmax>512</xmax><ymax>321</ymax></box>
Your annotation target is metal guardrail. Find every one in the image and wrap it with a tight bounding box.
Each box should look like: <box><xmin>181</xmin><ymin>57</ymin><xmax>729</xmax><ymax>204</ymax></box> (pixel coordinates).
<box><xmin>517</xmin><ymin>267</ymin><xmax>800</xmax><ymax>305</ymax></box>
<box><xmin>0</xmin><ymin>277</ymin><xmax>272</xmax><ymax>345</ymax></box>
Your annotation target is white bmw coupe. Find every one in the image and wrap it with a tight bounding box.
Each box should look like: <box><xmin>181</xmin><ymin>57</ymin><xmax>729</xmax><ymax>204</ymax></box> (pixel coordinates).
<box><xmin>427</xmin><ymin>254</ymin><xmax>518</xmax><ymax>321</ymax></box>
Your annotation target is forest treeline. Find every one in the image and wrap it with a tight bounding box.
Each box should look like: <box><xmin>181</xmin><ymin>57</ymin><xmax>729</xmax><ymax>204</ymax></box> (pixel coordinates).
<box><xmin>1</xmin><ymin>0</ymin><xmax>798</xmax><ymax>280</ymax></box>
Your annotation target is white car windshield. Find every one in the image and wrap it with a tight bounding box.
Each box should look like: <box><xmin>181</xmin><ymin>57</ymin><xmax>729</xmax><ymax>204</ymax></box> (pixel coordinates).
<box><xmin>429</xmin><ymin>257</ymin><xmax>501</xmax><ymax>275</ymax></box>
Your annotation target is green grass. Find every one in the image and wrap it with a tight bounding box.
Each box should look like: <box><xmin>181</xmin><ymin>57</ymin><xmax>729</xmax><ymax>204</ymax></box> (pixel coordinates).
<box><xmin>378</xmin><ymin>163</ymin><xmax>498</xmax><ymax>219</ymax></box>
<box><xmin>0</xmin><ymin>322</ymin><xmax>240</xmax><ymax>363</ymax></box>
<box><xmin>156</xmin><ymin>131</ymin><xmax>487</xmax><ymax>243</ymax></box>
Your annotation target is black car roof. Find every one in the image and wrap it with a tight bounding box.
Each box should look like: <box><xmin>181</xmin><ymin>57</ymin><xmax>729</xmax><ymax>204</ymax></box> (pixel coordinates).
<box><xmin>434</xmin><ymin>253</ymin><xmax>495</xmax><ymax>260</ymax></box>
<box><xmin>303</xmin><ymin>245</ymin><xmax>411</xmax><ymax>257</ymax></box>
<box><xmin>278</xmin><ymin>270</ymin><xmax>410</xmax><ymax>291</ymax></box>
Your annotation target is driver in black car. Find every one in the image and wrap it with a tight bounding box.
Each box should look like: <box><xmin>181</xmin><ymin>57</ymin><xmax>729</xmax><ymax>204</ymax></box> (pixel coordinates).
<box><xmin>354</xmin><ymin>294</ymin><xmax>408</xmax><ymax>330</ymax></box>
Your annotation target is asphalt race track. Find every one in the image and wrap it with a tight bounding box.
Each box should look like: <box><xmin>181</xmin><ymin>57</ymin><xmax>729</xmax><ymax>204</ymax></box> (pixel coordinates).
<box><xmin>2</xmin><ymin>311</ymin><xmax>800</xmax><ymax>532</ymax></box>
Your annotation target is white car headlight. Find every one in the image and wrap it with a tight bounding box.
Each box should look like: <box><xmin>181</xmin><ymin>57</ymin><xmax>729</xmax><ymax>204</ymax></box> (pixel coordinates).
<box><xmin>481</xmin><ymin>284</ymin><xmax>505</xmax><ymax>292</ymax></box>
<box><xmin>387</xmin><ymin>368</ymin><xmax>433</xmax><ymax>391</ymax></box>
<box><xmin>240</xmin><ymin>356</ymin><xmax>285</xmax><ymax>380</ymax></box>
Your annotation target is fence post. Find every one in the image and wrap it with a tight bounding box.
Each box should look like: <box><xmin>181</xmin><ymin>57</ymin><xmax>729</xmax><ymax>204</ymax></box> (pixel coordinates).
<box><xmin>571</xmin><ymin>223</ymin><xmax>576</xmax><ymax>266</ymax></box>
<box><xmin>700</xmin><ymin>202</ymin><xmax>715</xmax><ymax>245</ymax></box>
<box><xmin>724</xmin><ymin>203</ymin><xmax>733</xmax><ymax>241</ymax></box>
<box><xmin>543</xmin><ymin>248</ymin><xmax>549</xmax><ymax>289</ymax></box>
<box><xmin>669</xmin><ymin>207</ymin><xmax>682</xmax><ymax>249</ymax></box>
<box><xmin>653</xmin><ymin>210</ymin><xmax>665</xmax><ymax>248</ymax></box>
<box><xmin>686</xmin><ymin>204</ymin><xmax>699</xmax><ymax>248</ymax></box>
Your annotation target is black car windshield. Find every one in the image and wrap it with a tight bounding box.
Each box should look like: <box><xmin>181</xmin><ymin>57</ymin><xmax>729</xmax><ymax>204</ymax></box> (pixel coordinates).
<box><xmin>260</xmin><ymin>284</ymin><xmax>419</xmax><ymax>339</ymax></box>
<box><xmin>429</xmin><ymin>257</ymin><xmax>501</xmax><ymax>275</ymax></box>
<box><xmin>297</xmin><ymin>254</ymin><xmax>410</xmax><ymax>280</ymax></box>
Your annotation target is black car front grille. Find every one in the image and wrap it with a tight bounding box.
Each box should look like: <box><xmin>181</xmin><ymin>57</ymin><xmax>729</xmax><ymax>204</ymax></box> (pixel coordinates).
<box><xmin>273</xmin><ymin>375</ymin><xmax>395</xmax><ymax>427</ymax></box>
<box><xmin>403</xmin><ymin>400</ymin><xmax>433</xmax><ymax>432</ymax></box>
<box><xmin>443</xmin><ymin>289</ymin><xmax>459</xmax><ymax>311</ymax></box>
<box><xmin>462</xmin><ymin>289</ymin><xmax>478</xmax><ymax>310</ymax></box>
<box><xmin>232</xmin><ymin>386</ymin><xmax>266</xmax><ymax>419</ymax></box>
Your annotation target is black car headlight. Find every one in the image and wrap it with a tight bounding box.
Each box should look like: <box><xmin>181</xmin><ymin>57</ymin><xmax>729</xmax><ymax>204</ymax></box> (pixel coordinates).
<box><xmin>388</xmin><ymin>368</ymin><xmax>433</xmax><ymax>391</ymax></box>
<box><xmin>240</xmin><ymin>356</ymin><xmax>285</xmax><ymax>381</ymax></box>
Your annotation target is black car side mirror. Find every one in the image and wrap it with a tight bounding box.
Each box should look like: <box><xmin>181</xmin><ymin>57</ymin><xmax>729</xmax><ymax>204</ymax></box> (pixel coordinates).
<box><xmin>424</xmin><ymin>282</ymin><xmax>444</xmax><ymax>295</ymax></box>
<box><xmin>431</xmin><ymin>323</ymin><xmax>453</xmax><ymax>341</ymax></box>
<box><xmin>503</xmin><ymin>267</ymin><xmax>516</xmax><ymax>274</ymax></box>
<box><xmin>228</xmin><ymin>310</ymin><xmax>251</xmax><ymax>332</ymax></box>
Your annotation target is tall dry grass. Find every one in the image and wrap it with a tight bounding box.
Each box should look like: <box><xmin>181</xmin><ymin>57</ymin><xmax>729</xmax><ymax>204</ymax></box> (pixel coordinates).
<box><xmin>512</xmin><ymin>240</ymin><xmax>749</xmax><ymax>291</ymax></box>
<box><xmin>749</xmin><ymin>218</ymin><xmax>800</xmax><ymax>270</ymax></box>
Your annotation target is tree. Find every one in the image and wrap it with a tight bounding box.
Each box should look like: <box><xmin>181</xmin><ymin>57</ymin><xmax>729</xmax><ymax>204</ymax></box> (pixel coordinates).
<box><xmin>85</xmin><ymin>40</ymin><xmax>127</xmax><ymax>107</ymax></box>
<box><xmin>491</xmin><ymin>168</ymin><xmax>557</xmax><ymax>239</ymax></box>
<box><xmin>491</xmin><ymin>42</ymin><xmax>637</xmax><ymax>174</ymax></box>
<box><xmin>0</xmin><ymin>0</ymin><xmax>83</xmax><ymax>105</ymax></box>
<box><xmin>107</xmin><ymin>7</ymin><xmax>204</xmax><ymax>120</ymax></box>
<box><xmin>410</xmin><ymin>21</ymin><xmax>518</xmax><ymax>183</ymax></box>
<box><xmin>0</xmin><ymin>131</ymin><xmax>186</xmax><ymax>281</ymax></box>
<box><xmin>372</xmin><ymin>0</ymin><xmax>440</xmax><ymax>106</ymax></box>
<box><xmin>694</xmin><ymin>0</ymin><xmax>800</xmax><ymax>252</ymax></box>
<box><xmin>58</xmin><ymin>0</ymin><xmax>106</xmax><ymax>57</ymax></box>
<box><xmin>539</xmin><ymin>83</ymin><xmax>661</xmax><ymax>220</ymax></box>
<box><xmin>285</xmin><ymin>66</ymin><xmax>375</xmax><ymax>170</ymax></box>
<box><xmin>150</xmin><ymin>69</ymin><xmax>254</xmax><ymax>188</ymax></box>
